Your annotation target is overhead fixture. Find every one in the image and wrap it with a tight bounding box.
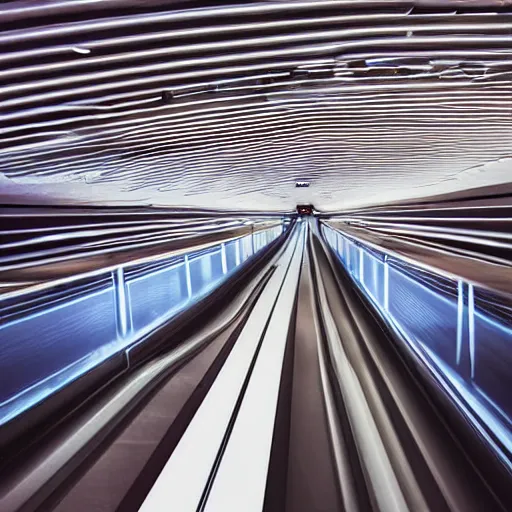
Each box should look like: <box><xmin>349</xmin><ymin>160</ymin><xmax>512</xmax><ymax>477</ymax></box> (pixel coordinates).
<box><xmin>71</xmin><ymin>46</ymin><xmax>90</xmax><ymax>55</ymax></box>
<box><xmin>297</xmin><ymin>204</ymin><xmax>314</xmax><ymax>216</ymax></box>
<box><xmin>161</xmin><ymin>90</ymin><xmax>175</xmax><ymax>102</ymax></box>
<box><xmin>295</xmin><ymin>180</ymin><xmax>310</xmax><ymax>188</ymax></box>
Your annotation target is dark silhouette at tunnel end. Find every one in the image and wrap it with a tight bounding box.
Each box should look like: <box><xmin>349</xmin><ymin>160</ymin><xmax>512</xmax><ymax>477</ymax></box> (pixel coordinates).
<box><xmin>296</xmin><ymin>205</ymin><xmax>314</xmax><ymax>216</ymax></box>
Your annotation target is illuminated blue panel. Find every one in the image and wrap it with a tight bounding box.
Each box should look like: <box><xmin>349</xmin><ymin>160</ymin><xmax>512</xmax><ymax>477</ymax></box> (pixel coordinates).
<box><xmin>253</xmin><ymin>232</ymin><xmax>263</xmax><ymax>252</ymax></box>
<box><xmin>349</xmin><ymin>244</ymin><xmax>359</xmax><ymax>278</ymax></box>
<box><xmin>362</xmin><ymin>250</ymin><xmax>377</xmax><ymax>300</ymax></box>
<box><xmin>240</xmin><ymin>234</ymin><xmax>254</xmax><ymax>261</ymax></box>
<box><xmin>365</xmin><ymin>254</ymin><xmax>383</xmax><ymax>305</ymax></box>
<box><xmin>189</xmin><ymin>247</ymin><xmax>223</xmax><ymax>295</ymax></box>
<box><xmin>209</xmin><ymin>248</ymin><xmax>224</xmax><ymax>281</ymax></box>
<box><xmin>225</xmin><ymin>240</ymin><xmax>239</xmax><ymax>272</ymax></box>
<box><xmin>0</xmin><ymin>284</ymin><xmax>117</xmax><ymax>425</ymax></box>
<box><xmin>388</xmin><ymin>266</ymin><xmax>458</xmax><ymax>369</ymax></box>
<box><xmin>474</xmin><ymin>308</ymin><xmax>512</xmax><ymax>420</ymax></box>
<box><xmin>0</xmin><ymin>225</ymin><xmax>283</xmax><ymax>427</ymax></box>
<box><xmin>323</xmin><ymin>224</ymin><xmax>512</xmax><ymax>438</ymax></box>
<box><xmin>128</xmin><ymin>263</ymin><xmax>188</xmax><ymax>334</ymax></box>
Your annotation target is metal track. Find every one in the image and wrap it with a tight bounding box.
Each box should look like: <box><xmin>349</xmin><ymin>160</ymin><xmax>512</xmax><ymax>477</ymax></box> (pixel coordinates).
<box><xmin>1</xmin><ymin>220</ymin><xmax>511</xmax><ymax>511</ymax></box>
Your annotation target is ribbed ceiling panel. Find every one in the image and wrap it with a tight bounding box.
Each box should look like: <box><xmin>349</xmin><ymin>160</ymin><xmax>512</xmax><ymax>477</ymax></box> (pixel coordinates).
<box><xmin>1</xmin><ymin>0</ymin><xmax>512</xmax><ymax>211</ymax></box>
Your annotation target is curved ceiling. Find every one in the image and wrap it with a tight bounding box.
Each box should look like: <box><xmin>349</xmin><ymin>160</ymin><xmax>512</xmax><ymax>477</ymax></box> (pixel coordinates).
<box><xmin>1</xmin><ymin>0</ymin><xmax>512</xmax><ymax>211</ymax></box>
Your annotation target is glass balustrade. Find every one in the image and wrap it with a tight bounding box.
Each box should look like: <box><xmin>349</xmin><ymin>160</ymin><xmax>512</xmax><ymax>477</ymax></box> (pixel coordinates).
<box><xmin>0</xmin><ymin>225</ymin><xmax>283</xmax><ymax>427</ymax></box>
<box><xmin>322</xmin><ymin>223</ymin><xmax>512</xmax><ymax>460</ymax></box>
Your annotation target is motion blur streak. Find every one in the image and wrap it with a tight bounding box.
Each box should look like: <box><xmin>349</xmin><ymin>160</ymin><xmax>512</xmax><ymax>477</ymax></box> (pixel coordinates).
<box><xmin>1</xmin><ymin>1</ymin><xmax>512</xmax><ymax>512</ymax></box>
<box><xmin>0</xmin><ymin>223</ymin><xmax>282</xmax><ymax>426</ymax></box>
<box><xmin>2</xmin><ymin>0</ymin><xmax>512</xmax><ymax>210</ymax></box>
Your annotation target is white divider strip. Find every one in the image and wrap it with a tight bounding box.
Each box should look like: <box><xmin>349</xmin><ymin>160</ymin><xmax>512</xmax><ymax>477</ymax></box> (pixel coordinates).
<box><xmin>138</xmin><ymin>227</ymin><xmax>300</xmax><ymax>512</ymax></box>
<box><xmin>311</xmin><ymin>236</ymin><xmax>409</xmax><ymax>512</ymax></box>
<box><xmin>204</xmin><ymin>224</ymin><xmax>305</xmax><ymax>512</ymax></box>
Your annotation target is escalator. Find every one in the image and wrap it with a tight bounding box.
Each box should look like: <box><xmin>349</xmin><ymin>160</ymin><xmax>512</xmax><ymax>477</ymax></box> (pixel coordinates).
<box><xmin>1</xmin><ymin>220</ymin><xmax>511</xmax><ymax>511</ymax></box>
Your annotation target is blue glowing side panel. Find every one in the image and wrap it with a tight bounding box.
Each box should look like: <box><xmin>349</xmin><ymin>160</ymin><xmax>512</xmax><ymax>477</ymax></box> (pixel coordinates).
<box><xmin>128</xmin><ymin>263</ymin><xmax>187</xmax><ymax>334</ymax></box>
<box><xmin>322</xmin><ymin>224</ymin><xmax>512</xmax><ymax>438</ymax></box>
<box><xmin>240</xmin><ymin>234</ymin><xmax>254</xmax><ymax>261</ymax></box>
<box><xmin>225</xmin><ymin>240</ymin><xmax>239</xmax><ymax>272</ymax></box>
<box><xmin>474</xmin><ymin>309</ymin><xmax>512</xmax><ymax>420</ymax></box>
<box><xmin>0</xmin><ymin>225</ymin><xmax>283</xmax><ymax>427</ymax></box>
<box><xmin>387</xmin><ymin>266</ymin><xmax>458</xmax><ymax>370</ymax></box>
<box><xmin>362</xmin><ymin>252</ymin><xmax>379</xmax><ymax>300</ymax></box>
<box><xmin>0</xmin><ymin>285</ymin><xmax>118</xmax><ymax>424</ymax></box>
<box><xmin>189</xmin><ymin>250</ymin><xmax>219</xmax><ymax>295</ymax></box>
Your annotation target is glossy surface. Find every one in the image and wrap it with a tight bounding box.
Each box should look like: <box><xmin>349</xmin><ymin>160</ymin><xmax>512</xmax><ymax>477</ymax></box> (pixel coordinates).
<box><xmin>0</xmin><ymin>226</ymin><xmax>282</xmax><ymax>427</ymax></box>
<box><xmin>1</xmin><ymin>1</ymin><xmax>512</xmax><ymax>210</ymax></box>
<box><xmin>323</xmin><ymin>223</ymin><xmax>512</xmax><ymax>463</ymax></box>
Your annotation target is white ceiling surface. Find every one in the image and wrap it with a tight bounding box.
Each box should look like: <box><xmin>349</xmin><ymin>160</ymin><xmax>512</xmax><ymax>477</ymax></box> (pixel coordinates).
<box><xmin>1</xmin><ymin>0</ymin><xmax>512</xmax><ymax>212</ymax></box>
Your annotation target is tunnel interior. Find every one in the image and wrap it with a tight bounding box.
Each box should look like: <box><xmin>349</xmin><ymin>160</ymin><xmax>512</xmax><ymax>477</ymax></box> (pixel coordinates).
<box><xmin>1</xmin><ymin>1</ymin><xmax>512</xmax><ymax>512</ymax></box>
